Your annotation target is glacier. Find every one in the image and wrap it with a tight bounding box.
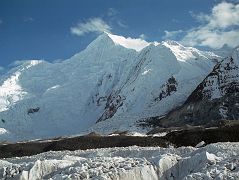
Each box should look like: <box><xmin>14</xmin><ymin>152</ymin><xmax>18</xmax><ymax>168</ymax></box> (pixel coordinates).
<box><xmin>1</xmin><ymin>142</ymin><xmax>239</xmax><ymax>179</ymax></box>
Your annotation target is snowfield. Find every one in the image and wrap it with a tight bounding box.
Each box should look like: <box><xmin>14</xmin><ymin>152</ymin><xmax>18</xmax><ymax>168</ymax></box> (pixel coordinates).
<box><xmin>1</xmin><ymin>142</ymin><xmax>239</xmax><ymax>179</ymax></box>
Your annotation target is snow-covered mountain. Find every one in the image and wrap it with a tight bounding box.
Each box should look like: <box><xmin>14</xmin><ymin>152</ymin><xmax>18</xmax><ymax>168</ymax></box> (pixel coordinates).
<box><xmin>0</xmin><ymin>33</ymin><xmax>221</xmax><ymax>141</ymax></box>
<box><xmin>155</xmin><ymin>46</ymin><xmax>239</xmax><ymax>127</ymax></box>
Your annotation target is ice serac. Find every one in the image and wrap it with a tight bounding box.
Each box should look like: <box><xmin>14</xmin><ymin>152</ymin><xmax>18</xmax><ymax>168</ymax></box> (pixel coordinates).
<box><xmin>156</xmin><ymin>47</ymin><xmax>239</xmax><ymax>127</ymax></box>
<box><xmin>0</xmin><ymin>142</ymin><xmax>239</xmax><ymax>179</ymax></box>
<box><xmin>0</xmin><ymin>33</ymin><xmax>221</xmax><ymax>141</ymax></box>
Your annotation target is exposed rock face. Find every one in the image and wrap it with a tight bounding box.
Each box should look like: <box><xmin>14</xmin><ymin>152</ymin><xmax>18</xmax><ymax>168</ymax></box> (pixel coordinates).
<box><xmin>186</xmin><ymin>56</ymin><xmax>239</xmax><ymax>103</ymax></box>
<box><xmin>27</xmin><ymin>107</ymin><xmax>40</xmax><ymax>115</ymax></box>
<box><xmin>157</xmin><ymin>93</ymin><xmax>239</xmax><ymax>127</ymax></box>
<box><xmin>154</xmin><ymin>76</ymin><xmax>178</xmax><ymax>102</ymax></box>
<box><xmin>97</xmin><ymin>91</ymin><xmax>125</xmax><ymax>122</ymax></box>
<box><xmin>150</xmin><ymin>47</ymin><xmax>239</xmax><ymax>127</ymax></box>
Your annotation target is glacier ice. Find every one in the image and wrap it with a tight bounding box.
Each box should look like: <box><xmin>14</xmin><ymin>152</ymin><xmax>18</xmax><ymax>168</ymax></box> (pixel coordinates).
<box><xmin>0</xmin><ymin>142</ymin><xmax>239</xmax><ymax>179</ymax></box>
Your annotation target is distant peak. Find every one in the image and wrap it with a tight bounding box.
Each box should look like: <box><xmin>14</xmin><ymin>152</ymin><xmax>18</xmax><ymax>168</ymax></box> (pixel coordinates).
<box><xmin>221</xmin><ymin>44</ymin><xmax>230</xmax><ymax>49</ymax></box>
<box><xmin>232</xmin><ymin>45</ymin><xmax>239</xmax><ymax>61</ymax></box>
<box><xmin>162</xmin><ymin>40</ymin><xmax>183</xmax><ymax>47</ymax></box>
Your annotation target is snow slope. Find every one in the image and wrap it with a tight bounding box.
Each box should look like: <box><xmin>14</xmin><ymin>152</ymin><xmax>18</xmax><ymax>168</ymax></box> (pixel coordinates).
<box><xmin>0</xmin><ymin>33</ymin><xmax>221</xmax><ymax>141</ymax></box>
<box><xmin>1</xmin><ymin>142</ymin><xmax>239</xmax><ymax>179</ymax></box>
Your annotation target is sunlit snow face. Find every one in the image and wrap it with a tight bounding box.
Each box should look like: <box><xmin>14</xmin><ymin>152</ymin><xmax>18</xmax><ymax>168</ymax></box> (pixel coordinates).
<box><xmin>0</xmin><ymin>60</ymin><xmax>43</xmax><ymax>112</ymax></box>
<box><xmin>142</xmin><ymin>69</ymin><xmax>151</xmax><ymax>75</ymax></box>
<box><xmin>106</xmin><ymin>32</ymin><xmax>151</xmax><ymax>51</ymax></box>
<box><xmin>0</xmin><ymin>71</ymin><xmax>27</xmax><ymax>112</ymax></box>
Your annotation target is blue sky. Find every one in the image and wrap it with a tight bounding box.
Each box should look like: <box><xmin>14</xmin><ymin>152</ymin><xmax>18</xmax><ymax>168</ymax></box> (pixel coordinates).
<box><xmin>0</xmin><ymin>0</ymin><xmax>239</xmax><ymax>68</ymax></box>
